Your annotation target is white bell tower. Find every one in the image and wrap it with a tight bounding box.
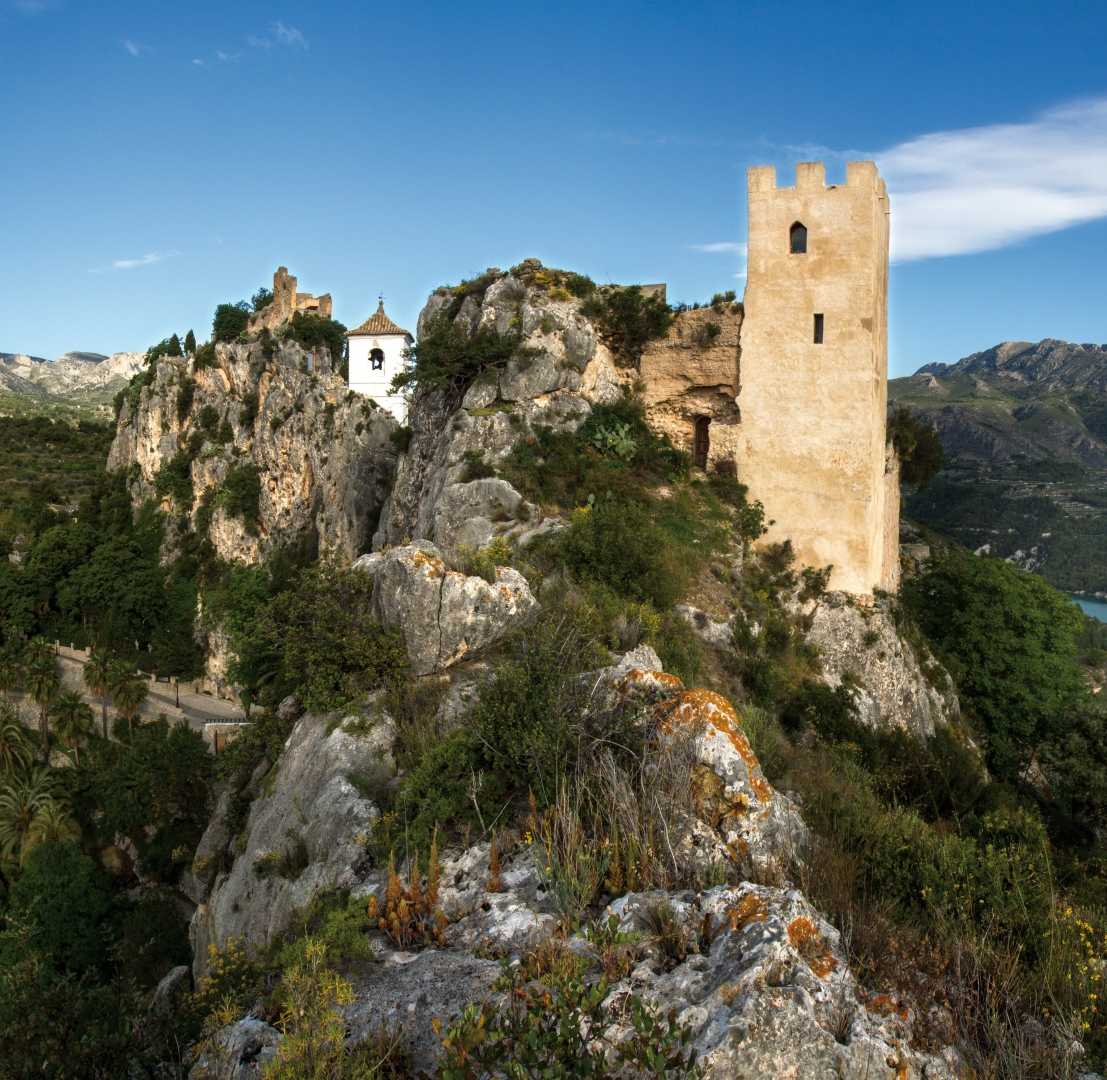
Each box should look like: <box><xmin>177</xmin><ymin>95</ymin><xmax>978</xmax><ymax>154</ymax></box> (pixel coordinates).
<box><xmin>346</xmin><ymin>297</ymin><xmax>412</xmax><ymax>421</ymax></box>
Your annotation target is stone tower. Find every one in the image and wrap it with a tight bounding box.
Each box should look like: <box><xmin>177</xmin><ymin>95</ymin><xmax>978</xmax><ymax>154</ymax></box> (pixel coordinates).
<box><xmin>737</xmin><ymin>161</ymin><xmax>899</xmax><ymax>595</ymax></box>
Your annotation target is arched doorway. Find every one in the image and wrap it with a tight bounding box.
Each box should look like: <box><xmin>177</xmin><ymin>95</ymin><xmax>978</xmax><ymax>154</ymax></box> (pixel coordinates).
<box><xmin>693</xmin><ymin>416</ymin><xmax>710</xmax><ymax>470</ymax></box>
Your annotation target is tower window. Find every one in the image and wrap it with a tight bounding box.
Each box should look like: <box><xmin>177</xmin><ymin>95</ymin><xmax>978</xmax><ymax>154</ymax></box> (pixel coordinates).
<box><xmin>790</xmin><ymin>221</ymin><xmax>807</xmax><ymax>254</ymax></box>
<box><xmin>813</xmin><ymin>313</ymin><xmax>824</xmax><ymax>344</ymax></box>
<box><xmin>370</xmin><ymin>348</ymin><xmax>385</xmax><ymax>371</ymax></box>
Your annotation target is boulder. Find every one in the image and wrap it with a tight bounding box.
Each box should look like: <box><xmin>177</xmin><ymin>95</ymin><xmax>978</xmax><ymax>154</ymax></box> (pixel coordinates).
<box><xmin>603</xmin><ymin>885</ymin><xmax>960</xmax><ymax>1079</ymax></box>
<box><xmin>188</xmin><ymin>1017</ymin><xmax>280</xmax><ymax>1080</ymax></box>
<box><xmin>354</xmin><ymin>541</ymin><xmax>538</xmax><ymax>676</ymax></box>
<box><xmin>150</xmin><ymin>964</ymin><xmax>191</xmax><ymax>1014</ymax></box>
<box><xmin>190</xmin><ymin>711</ymin><xmax>395</xmax><ymax>977</ymax></box>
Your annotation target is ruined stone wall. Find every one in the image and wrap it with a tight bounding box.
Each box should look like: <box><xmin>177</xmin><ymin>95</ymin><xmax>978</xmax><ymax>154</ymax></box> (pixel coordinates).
<box><xmin>736</xmin><ymin>161</ymin><xmax>895</xmax><ymax>595</ymax></box>
<box><xmin>250</xmin><ymin>266</ymin><xmax>333</xmax><ymax>332</ymax></box>
<box><xmin>639</xmin><ymin>305</ymin><xmax>742</xmax><ymax>471</ymax></box>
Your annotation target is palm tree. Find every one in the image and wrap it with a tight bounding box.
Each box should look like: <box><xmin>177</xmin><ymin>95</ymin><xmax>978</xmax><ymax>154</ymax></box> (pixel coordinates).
<box><xmin>109</xmin><ymin>664</ymin><xmax>147</xmax><ymax>739</ymax></box>
<box><xmin>84</xmin><ymin>649</ymin><xmax>113</xmax><ymax>739</ymax></box>
<box><xmin>0</xmin><ymin>707</ymin><xmax>33</xmax><ymax>777</ymax></box>
<box><xmin>0</xmin><ymin>651</ymin><xmax>22</xmax><ymax>702</ymax></box>
<box><xmin>23</xmin><ymin>799</ymin><xmax>80</xmax><ymax>859</ymax></box>
<box><xmin>0</xmin><ymin>769</ymin><xmax>56</xmax><ymax>863</ymax></box>
<box><xmin>24</xmin><ymin>639</ymin><xmax>59</xmax><ymax>757</ymax></box>
<box><xmin>50</xmin><ymin>692</ymin><xmax>94</xmax><ymax>766</ymax></box>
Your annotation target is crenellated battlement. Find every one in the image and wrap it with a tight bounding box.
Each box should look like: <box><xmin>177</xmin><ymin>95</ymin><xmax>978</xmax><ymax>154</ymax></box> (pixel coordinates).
<box><xmin>746</xmin><ymin>159</ymin><xmax>885</xmax><ymax>195</ymax></box>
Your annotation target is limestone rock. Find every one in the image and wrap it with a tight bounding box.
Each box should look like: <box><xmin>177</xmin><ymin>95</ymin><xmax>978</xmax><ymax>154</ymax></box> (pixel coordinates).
<box><xmin>108</xmin><ymin>338</ymin><xmax>397</xmax><ymax>567</ymax></box>
<box><xmin>372</xmin><ymin>265</ymin><xmax>628</xmax><ymax>552</ymax></box>
<box><xmin>188</xmin><ymin>1017</ymin><xmax>280</xmax><ymax>1080</ymax></box>
<box><xmin>674</xmin><ymin>603</ymin><xmax>735</xmax><ymax>648</ymax></box>
<box><xmin>353</xmin><ymin>541</ymin><xmax>538</xmax><ymax>676</ymax></box>
<box><xmin>603</xmin><ymin>884</ymin><xmax>959</xmax><ymax>1079</ymax></box>
<box><xmin>150</xmin><ymin>964</ymin><xmax>191</xmax><ymax>1014</ymax></box>
<box><xmin>189</xmin><ymin>711</ymin><xmax>395</xmax><ymax>978</ymax></box>
<box><xmin>807</xmin><ymin>595</ymin><xmax>958</xmax><ymax>736</ymax></box>
<box><xmin>654</xmin><ymin>686</ymin><xmax>807</xmax><ymax>878</ymax></box>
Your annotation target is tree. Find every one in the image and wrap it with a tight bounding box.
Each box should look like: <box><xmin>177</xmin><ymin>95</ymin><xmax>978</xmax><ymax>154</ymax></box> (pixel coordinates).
<box><xmin>24</xmin><ymin>639</ymin><xmax>59</xmax><ymax>756</ymax></box>
<box><xmin>84</xmin><ymin>649</ymin><xmax>113</xmax><ymax>739</ymax></box>
<box><xmin>0</xmin><ymin>648</ymin><xmax>22</xmax><ymax>702</ymax></box>
<box><xmin>251</xmin><ymin>286</ymin><xmax>274</xmax><ymax>312</ymax></box>
<box><xmin>888</xmin><ymin>404</ymin><xmax>944</xmax><ymax>490</ymax></box>
<box><xmin>0</xmin><ymin>767</ymin><xmax>56</xmax><ymax>863</ymax></box>
<box><xmin>8</xmin><ymin>840</ymin><xmax>111</xmax><ymax>975</ymax></box>
<box><xmin>108</xmin><ymin>664</ymin><xmax>147</xmax><ymax>738</ymax></box>
<box><xmin>903</xmin><ymin>550</ymin><xmax>1088</xmax><ymax>777</ymax></box>
<box><xmin>212</xmin><ymin>301</ymin><xmax>250</xmax><ymax>343</ymax></box>
<box><xmin>23</xmin><ymin>799</ymin><xmax>80</xmax><ymax>859</ymax></box>
<box><xmin>50</xmin><ymin>691</ymin><xmax>94</xmax><ymax>765</ymax></box>
<box><xmin>166</xmin><ymin>334</ymin><xmax>183</xmax><ymax>358</ymax></box>
<box><xmin>0</xmin><ymin>706</ymin><xmax>33</xmax><ymax>776</ymax></box>
<box><xmin>184</xmin><ymin>329</ymin><xmax>197</xmax><ymax>355</ymax></box>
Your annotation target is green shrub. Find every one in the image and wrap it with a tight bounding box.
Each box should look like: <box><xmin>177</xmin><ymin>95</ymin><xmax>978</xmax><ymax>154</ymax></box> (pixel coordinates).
<box><xmin>212</xmin><ymin>302</ymin><xmax>250</xmax><ymax>343</ymax></box>
<box><xmin>459</xmin><ymin>449</ymin><xmax>495</xmax><ymax>482</ymax></box>
<box><xmin>902</xmin><ymin>549</ymin><xmax>1087</xmax><ymax>778</ymax></box>
<box><xmin>194</xmin><ymin>341</ymin><xmax>217</xmax><ymax>370</ymax></box>
<box><xmin>888</xmin><ymin>404</ymin><xmax>944</xmax><ymax>490</ymax></box>
<box><xmin>390</xmin><ymin>426</ymin><xmax>412</xmax><ymax>453</ymax></box>
<box><xmin>559</xmin><ymin>496</ymin><xmax>694</xmax><ymax>611</ymax></box>
<box><xmin>176</xmin><ymin>376</ymin><xmax>196</xmax><ymax>423</ymax></box>
<box><xmin>580</xmin><ymin>285</ymin><xmax>673</xmax><ymax>367</ymax></box>
<box><xmin>284</xmin><ymin>312</ymin><xmax>347</xmax><ymax>366</ymax></box>
<box><xmin>392</xmin><ymin>315</ymin><xmax>522</xmax><ymax>396</ymax></box>
<box><xmin>196</xmin><ymin>404</ymin><xmax>220</xmax><ymax>435</ymax></box>
<box><xmin>251</xmin><ymin>286</ymin><xmax>273</xmax><ymax>312</ymax></box>
<box><xmin>153</xmin><ymin>451</ymin><xmax>193</xmax><ymax>505</ymax></box>
<box><xmin>217</xmin><ymin>464</ymin><xmax>261</xmax><ymax>534</ymax></box>
<box><xmin>238</xmin><ymin>391</ymin><xmax>259</xmax><ymax>429</ymax></box>
<box><xmin>692</xmin><ymin>321</ymin><xmax>722</xmax><ymax>347</ymax></box>
<box><xmin>454</xmin><ymin>536</ymin><xmax>511</xmax><ymax>583</ymax></box>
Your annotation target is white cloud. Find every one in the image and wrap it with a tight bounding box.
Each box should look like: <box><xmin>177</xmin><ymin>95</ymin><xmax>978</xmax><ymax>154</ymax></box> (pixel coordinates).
<box><xmin>13</xmin><ymin>0</ymin><xmax>51</xmax><ymax>14</ymax></box>
<box><xmin>216</xmin><ymin>49</ymin><xmax>239</xmax><ymax>62</ymax></box>
<box><xmin>249</xmin><ymin>21</ymin><xmax>307</xmax><ymax>49</ymax></box>
<box><xmin>192</xmin><ymin>58</ymin><xmax>205</xmax><ymax>66</ymax></box>
<box><xmin>91</xmin><ymin>251</ymin><xmax>179</xmax><ymax>273</ymax></box>
<box><xmin>690</xmin><ymin>242</ymin><xmax>747</xmax><ymax>255</ymax></box>
<box><xmin>122</xmin><ymin>38</ymin><xmax>146</xmax><ymax>57</ymax></box>
<box><xmin>880</xmin><ymin>97</ymin><xmax>1107</xmax><ymax>261</ymax></box>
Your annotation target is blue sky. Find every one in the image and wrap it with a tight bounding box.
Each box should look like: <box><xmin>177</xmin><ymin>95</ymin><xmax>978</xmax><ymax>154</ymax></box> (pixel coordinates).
<box><xmin>1</xmin><ymin>0</ymin><xmax>1105</xmax><ymax>376</ymax></box>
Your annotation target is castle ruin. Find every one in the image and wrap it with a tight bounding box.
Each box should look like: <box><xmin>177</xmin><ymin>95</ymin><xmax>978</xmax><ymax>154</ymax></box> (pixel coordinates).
<box><xmin>249</xmin><ymin>266</ymin><xmax>333</xmax><ymax>332</ymax></box>
<box><xmin>643</xmin><ymin>160</ymin><xmax>899</xmax><ymax>595</ymax></box>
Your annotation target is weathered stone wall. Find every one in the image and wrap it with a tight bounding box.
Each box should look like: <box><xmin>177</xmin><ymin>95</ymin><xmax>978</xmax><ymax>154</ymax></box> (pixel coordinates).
<box><xmin>249</xmin><ymin>265</ymin><xmax>333</xmax><ymax>332</ymax></box>
<box><xmin>639</xmin><ymin>304</ymin><xmax>742</xmax><ymax>471</ymax></box>
<box><xmin>736</xmin><ymin>161</ymin><xmax>896</xmax><ymax>595</ymax></box>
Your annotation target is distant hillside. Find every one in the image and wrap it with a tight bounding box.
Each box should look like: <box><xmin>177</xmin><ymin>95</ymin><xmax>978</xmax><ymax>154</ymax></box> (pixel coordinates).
<box><xmin>890</xmin><ymin>339</ymin><xmax>1107</xmax><ymax>595</ymax></box>
<box><xmin>0</xmin><ymin>350</ymin><xmax>145</xmax><ymax>419</ymax></box>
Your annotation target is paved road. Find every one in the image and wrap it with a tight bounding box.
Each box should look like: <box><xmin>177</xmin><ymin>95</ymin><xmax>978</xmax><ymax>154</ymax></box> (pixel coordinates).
<box><xmin>17</xmin><ymin>646</ymin><xmax>247</xmax><ymax>733</ymax></box>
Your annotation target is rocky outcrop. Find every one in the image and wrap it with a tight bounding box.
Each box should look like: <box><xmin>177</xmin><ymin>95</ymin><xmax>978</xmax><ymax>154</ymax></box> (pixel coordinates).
<box><xmin>188</xmin><ymin>1017</ymin><xmax>280</xmax><ymax>1079</ymax></box>
<box><xmin>353</xmin><ymin>540</ymin><xmax>539</xmax><ymax>675</ymax></box>
<box><xmin>807</xmin><ymin>595</ymin><xmax>958</xmax><ymax>736</ymax></box>
<box><xmin>189</xmin><ymin>710</ymin><xmax>395</xmax><ymax>978</ymax></box>
<box><xmin>605</xmin><ymin>885</ymin><xmax>960</xmax><ymax>1079</ymax></box>
<box><xmin>373</xmin><ymin>263</ymin><xmax>626</xmax><ymax>552</ymax></box>
<box><xmin>108</xmin><ymin>338</ymin><xmax>397</xmax><ymax>565</ymax></box>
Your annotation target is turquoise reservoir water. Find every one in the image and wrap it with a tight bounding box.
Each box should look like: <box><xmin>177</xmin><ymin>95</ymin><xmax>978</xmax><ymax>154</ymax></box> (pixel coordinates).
<box><xmin>1073</xmin><ymin>595</ymin><xmax>1107</xmax><ymax>623</ymax></box>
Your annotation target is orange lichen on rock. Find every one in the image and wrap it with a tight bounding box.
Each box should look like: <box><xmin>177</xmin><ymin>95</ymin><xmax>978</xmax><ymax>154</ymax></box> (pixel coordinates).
<box><xmin>787</xmin><ymin>915</ymin><xmax>838</xmax><ymax>979</ymax></box>
<box><xmin>866</xmin><ymin>993</ymin><xmax>910</xmax><ymax>1022</ymax></box>
<box><xmin>409</xmin><ymin>549</ymin><xmax>446</xmax><ymax>576</ymax></box>
<box><xmin>728</xmin><ymin>892</ymin><xmax>769</xmax><ymax>931</ymax></box>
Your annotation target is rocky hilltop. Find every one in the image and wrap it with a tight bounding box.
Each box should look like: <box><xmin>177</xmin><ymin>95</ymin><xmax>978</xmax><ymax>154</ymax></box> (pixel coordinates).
<box><xmin>890</xmin><ymin>339</ymin><xmax>1107</xmax><ymax>592</ymax></box>
<box><xmin>176</xmin><ymin>265</ymin><xmax>971</xmax><ymax>1079</ymax></box>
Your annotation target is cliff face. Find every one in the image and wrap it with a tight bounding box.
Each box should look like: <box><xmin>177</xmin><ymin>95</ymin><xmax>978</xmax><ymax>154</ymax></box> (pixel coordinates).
<box><xmin>108</xmin><ymin>338</ymin><xmax>397</xmax><ymax>565</ymax></box>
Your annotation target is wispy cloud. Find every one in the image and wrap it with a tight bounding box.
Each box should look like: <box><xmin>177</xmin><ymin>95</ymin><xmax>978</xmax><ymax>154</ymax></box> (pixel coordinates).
<box><xmin>91</xmin><ymin>251</ymin><xmax>179</xmax><ymax>273</ymax></box>
<box><xmin>690</xmin><ymin>242</ymin><xmax>747</xmax><ymax>256</ymax></box>
<box><xmin>248</xmin><ymin>21</ymin><xmax>307</xmax><ymax>49</ymax></box>
<box><xmin>122</xmin><ymin>38</ymin><xmax>147</xmax><ymax>57</ymax></box>
<box><xmin>216</xmin><ymin>49</ymin><xmax>239</xmax><ymax>62</ymax></box>
<box><xmin>13</xmin><ymin>0</ymin><xmax>52</xmax><ymax>14</ymax></box>
<box><xmin>192</xmin><ymin>58</ymin><xmax>205</xmax><ymax>66</ymax></box>
<box><xmin>881</xmin><ymin>97</ymin><xmax>1107</xmax><ymax>262</ymax></box>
